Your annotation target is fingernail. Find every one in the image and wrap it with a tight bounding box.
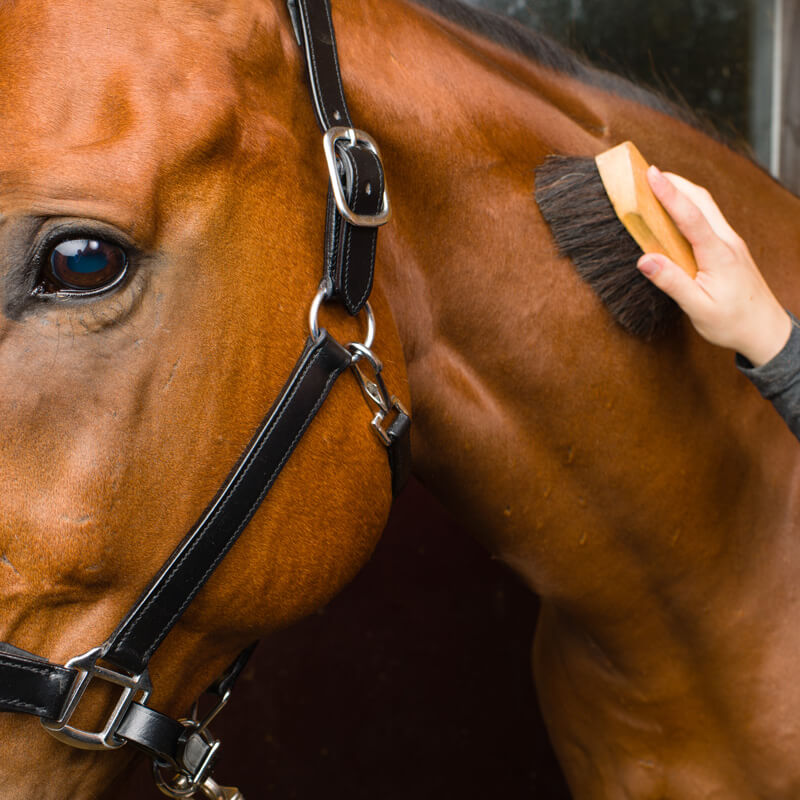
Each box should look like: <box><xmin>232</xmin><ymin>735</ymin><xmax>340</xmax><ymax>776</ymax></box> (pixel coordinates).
<box><xmin>638</xmin><ymin>256</ymin><xmax>659</xmax><ymax>276</ymax></box>
<box><xmin>647</xmin><ymin>165</ymin><xmax>664</xmax><ymax>183</ymax></box>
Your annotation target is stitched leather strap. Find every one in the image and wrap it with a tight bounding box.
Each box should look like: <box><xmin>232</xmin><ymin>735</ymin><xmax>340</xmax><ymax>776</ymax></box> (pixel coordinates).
<box><xmin>288</xmin><ymin>0</ymin><xmax>352</xmax><ymax>130</ymax></box>
<box><xmin>324</xmin><ymin>144</ymin><xmax>384</xmax><ymax>314</ymax></box>
<box><xmin>103</xmin><ymin>333</ymin><xmax>351</xmax><ymax>675</ymax></box>
<box><xmin>0</xmin><ymin>645</ymin><xmax>75</xmax><ymax>719</ymax></box>
<box><xmin>117</xmin><ymin>703</ymin><xmax>196</xmax><ymax>769</ymax></box>
<box><xmin>0</xmin><ymin>335</ymin><xmax>348</xmax><ymax>721</ymax></box>
<box><xmin>290</xmin><ymin>0</ymin><xmax>384</xmax><ymax>315</ymax></box>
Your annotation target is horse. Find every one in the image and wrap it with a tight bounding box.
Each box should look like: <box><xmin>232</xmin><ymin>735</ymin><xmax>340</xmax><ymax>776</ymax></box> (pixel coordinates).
<box><xmin>1</xmin><ymin>0</ymin><xmax>799</xmax><ymax>797</ymax></box>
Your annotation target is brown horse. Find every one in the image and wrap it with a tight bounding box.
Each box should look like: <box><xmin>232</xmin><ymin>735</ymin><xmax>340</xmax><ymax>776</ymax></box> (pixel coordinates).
<box><xmin>1</xmin><ymin>0</ymin><xmax>799</xmax><ymax>797</ymax></box>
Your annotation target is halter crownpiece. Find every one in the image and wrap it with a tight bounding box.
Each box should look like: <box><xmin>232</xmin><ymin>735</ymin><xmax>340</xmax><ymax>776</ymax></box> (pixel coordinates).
<box><xmin>0</xmin><ymin>0</ymin><xmax>410</xmax><ymax>796</ymax></box>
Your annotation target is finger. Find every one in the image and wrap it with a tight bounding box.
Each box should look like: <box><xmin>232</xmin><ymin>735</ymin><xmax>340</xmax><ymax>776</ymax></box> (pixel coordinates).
<box><xmin>638</xmin><ymin>253</ymin><xmax>710</xmax><ymax>317</ymax></box>
<box><xmin>659</xmin><ymin>172</ymin><xmax>740</xmax><ymax>247</ymax></box>
<box><xmin>646</xmin><ymin>166</ymin><xmax>726</xmax><ymax>255</ymax></box>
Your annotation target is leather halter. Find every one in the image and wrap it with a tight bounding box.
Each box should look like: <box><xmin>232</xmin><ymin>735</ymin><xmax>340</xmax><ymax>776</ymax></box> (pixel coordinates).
<box><xmin>0</xmin><ymin>2</ymin><xmax>410</xmax><ymax>797</ymax></box>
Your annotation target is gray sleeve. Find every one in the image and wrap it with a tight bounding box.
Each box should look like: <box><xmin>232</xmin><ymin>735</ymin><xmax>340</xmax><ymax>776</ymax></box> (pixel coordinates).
<box><xmin>736</xmin><ymin>313</ymin><xmax>800</xmax><ymax>441</ymax></box>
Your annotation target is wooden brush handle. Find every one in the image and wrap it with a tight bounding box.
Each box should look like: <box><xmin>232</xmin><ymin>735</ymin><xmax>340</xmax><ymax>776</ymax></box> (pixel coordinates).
<box><xmin>595</xmin><ymin>141</ymin><xmax>698</xmax><ymax>278</ymax></box>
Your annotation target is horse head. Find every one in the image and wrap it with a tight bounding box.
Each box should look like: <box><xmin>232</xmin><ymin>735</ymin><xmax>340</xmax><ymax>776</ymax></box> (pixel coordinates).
<box><xmin>0</xmin><ymin>1</ymin><xmax>408</xmax><ymax>797</ymax></box>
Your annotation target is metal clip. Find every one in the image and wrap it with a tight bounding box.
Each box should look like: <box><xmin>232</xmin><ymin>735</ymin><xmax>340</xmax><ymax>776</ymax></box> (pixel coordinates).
<box><xmin>153</xmin><ymin>668</ymin><xmax>242</xmax><ymax>798</ymax></box>
<box><xmin>154</xmin><ymin>767</ymin><xmax>244</xmax><ymax>800</ymax></box>
<box><xmin>349</xmin><ymin>343</ymin><xmax>409</xmax><ymax>446</ymax></box>
<box><xmin>153</xmin><ymin>717</ymin><xmax>221</xmax><ymax>798</ymax></box>
<box><xmin>189</xmin><ymin>687</ymin><xmax>232</xmax><ymax>737</ymax></box>
<box><xmin>200</xmin><ymin>777</ymin><xmax>245</xmax><ymax>800</ymax></box>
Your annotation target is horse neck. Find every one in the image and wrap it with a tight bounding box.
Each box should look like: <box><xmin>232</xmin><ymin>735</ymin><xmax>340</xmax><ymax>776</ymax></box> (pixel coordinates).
<box><xmin>329</xmin><ymin>0</ymin><xmax>800</xmax><ymax>615</ymax></box>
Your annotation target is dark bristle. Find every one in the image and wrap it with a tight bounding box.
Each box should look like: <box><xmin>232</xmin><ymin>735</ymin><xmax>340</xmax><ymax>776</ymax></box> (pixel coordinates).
<box><xmin>534</xmin><ymin>155</ymin><xmax>680</xmax><ymax>339</ymax></box>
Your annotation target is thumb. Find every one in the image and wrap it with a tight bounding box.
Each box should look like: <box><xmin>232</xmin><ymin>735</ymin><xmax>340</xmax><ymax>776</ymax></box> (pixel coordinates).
<box><xmin>638</xmin><ymin>253</ymin><xmax>708</xmax><ymax>317</ymax></box>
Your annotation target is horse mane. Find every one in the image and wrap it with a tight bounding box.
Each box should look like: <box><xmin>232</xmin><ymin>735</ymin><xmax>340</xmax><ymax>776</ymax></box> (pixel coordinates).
<box><xmin>411</xmin><ymin>0</ymin><xmax>734</xmax><ymax>147</ymax></box>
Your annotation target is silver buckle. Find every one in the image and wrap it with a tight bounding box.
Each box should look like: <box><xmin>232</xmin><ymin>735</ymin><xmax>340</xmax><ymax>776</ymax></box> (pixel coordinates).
<box><xmin>322</xmin><ymin>127</ymin><xmax>391</xmax><ymax>227</ymax></box>
<box><xmin>41</xmin><ymin>646</ymin><xmax>151</xmax><ymax>750</ymax></box>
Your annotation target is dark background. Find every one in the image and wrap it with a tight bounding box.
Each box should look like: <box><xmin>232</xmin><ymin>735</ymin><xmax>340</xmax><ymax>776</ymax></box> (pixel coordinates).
<box><xmin>110</xmin><ymin>481</ymin><xmax>571</xmax><ymax>799</ymax></box>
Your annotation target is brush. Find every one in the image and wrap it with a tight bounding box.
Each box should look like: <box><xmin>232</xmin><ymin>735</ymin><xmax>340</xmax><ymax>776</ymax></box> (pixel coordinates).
<box><xmin>534</xmin><ymin>140</ymin><xmax>698</xmax><ymax>339</ymax></box>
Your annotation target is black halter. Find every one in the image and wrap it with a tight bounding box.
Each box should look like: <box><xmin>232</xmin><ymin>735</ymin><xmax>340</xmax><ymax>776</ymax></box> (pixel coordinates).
<box><xmin>0</xmin><ymin>2</ymin><xmax>410</xmax><ymax>797</ymax></box>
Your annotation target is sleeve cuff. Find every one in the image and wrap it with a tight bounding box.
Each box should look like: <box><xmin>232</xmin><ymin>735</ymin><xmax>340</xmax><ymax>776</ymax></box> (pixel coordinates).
<box><xmin>735</xmin><ymin>312</ymin><xmax>800</xmax><ymax>399</ymax></box>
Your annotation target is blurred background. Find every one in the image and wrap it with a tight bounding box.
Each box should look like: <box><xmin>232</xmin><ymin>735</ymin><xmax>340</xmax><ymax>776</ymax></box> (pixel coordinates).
<box><xmin>112</xmin><ymin>2</ymin><xmax>799</xmax><ymax>798</ymax></box>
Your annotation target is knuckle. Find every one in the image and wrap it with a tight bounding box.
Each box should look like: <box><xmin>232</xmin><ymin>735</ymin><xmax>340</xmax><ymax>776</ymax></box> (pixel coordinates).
<box><xmin>724</xmin><ymin>236</ymin><xmax>747</xmax><ymax>260</ymax></box>
<box><xmin>732</xmin><ymin>234</ymin><xmax>749</xmax><ymax>253</ymax></box>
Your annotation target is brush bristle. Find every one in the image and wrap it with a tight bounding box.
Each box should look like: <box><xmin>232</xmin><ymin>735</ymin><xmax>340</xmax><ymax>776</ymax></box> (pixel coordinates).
<box><xmin>534</xmin><ymin>155</ymin><xmax>679</xmax><ymax>339</ymax></box>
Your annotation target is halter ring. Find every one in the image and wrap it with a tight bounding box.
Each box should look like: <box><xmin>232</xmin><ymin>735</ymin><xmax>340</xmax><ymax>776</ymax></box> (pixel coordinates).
<box><xmin>308</xmin><ymin>281</ymin><xmax>375</xmax><ymax>350</ymax></box>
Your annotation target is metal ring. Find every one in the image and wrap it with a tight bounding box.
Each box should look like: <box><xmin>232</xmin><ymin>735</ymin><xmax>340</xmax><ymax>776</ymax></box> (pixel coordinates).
<box><xmin>308</xmin><ymin>283</ymin><xmax>375</xmax><ymax>351</ymax></box>
<box><xmin>308</xmin><ymin>281</ymin><xmax>332</xmax><ymax>342</ymax></box>
<box><xmin>360</xmin><ymin>301</ymin><xmax>376</xmax><ymax>351</ymax></box>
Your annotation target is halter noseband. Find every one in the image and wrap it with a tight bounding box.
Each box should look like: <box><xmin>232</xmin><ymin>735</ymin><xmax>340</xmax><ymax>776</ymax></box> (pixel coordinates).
<box><xmin>0</xmin><ymin>2</ymin><xmax>410</xmax><ymax>797</ymax></box>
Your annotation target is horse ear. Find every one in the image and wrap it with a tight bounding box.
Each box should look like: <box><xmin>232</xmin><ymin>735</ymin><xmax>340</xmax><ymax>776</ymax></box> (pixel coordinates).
<box><xmin>534</xmin><ymin>154</ymin><xmax>681</xmax><ymax>340</ymax></box>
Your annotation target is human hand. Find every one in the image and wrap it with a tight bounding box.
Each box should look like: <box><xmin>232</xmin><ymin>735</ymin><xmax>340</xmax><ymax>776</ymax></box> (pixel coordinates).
<box><xmin>637</xmin><ymin>166</ymin><xmax>791</xmax><ymax>366</ymax></box>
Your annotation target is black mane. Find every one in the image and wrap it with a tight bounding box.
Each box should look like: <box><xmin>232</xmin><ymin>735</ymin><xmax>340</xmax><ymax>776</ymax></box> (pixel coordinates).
<box><xmin>411</xmin><ymin>0</ymin><xmax>735</xmax><ymax>148</ymax></box>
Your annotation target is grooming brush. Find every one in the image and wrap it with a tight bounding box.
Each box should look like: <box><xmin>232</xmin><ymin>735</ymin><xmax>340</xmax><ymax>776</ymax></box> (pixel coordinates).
<box><xmin>535</xmin><ymin>140</ymin><xmax>698</xmax><ymax>339</ymax></box>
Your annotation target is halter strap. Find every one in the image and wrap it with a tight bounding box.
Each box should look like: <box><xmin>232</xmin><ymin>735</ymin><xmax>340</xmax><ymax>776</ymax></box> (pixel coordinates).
<box><xmin>104</xmin><ymin>333</ymin><xmax>351</xmax><ymax>675</ymax></box>
<box><xmin>0</xmin><ymin>643</ymin><xmax>74</xmax><ymax>718</ymax></box>
<box><xmin>289</xmin><ymin>0</ymin><xmax>390</xmax><ymax>315</ymax></box>
<box><xmin>287</xmin><ymin>0</ymin><xmax>352</xmax><ymax>130</ymax></box>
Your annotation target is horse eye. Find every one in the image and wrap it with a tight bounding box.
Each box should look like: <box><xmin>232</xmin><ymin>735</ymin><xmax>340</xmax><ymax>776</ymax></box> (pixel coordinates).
<box><xmin>42</xmin><ymin>238</ymin><xmax>128</xmax><ymax>294</ymax></box>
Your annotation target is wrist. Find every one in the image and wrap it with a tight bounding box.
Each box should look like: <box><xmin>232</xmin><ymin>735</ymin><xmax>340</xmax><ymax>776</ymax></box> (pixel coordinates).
<box><xmin>737</xmin><ymin>305</ymin><xmax>792</xmax><ymax>367</ymax></box>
